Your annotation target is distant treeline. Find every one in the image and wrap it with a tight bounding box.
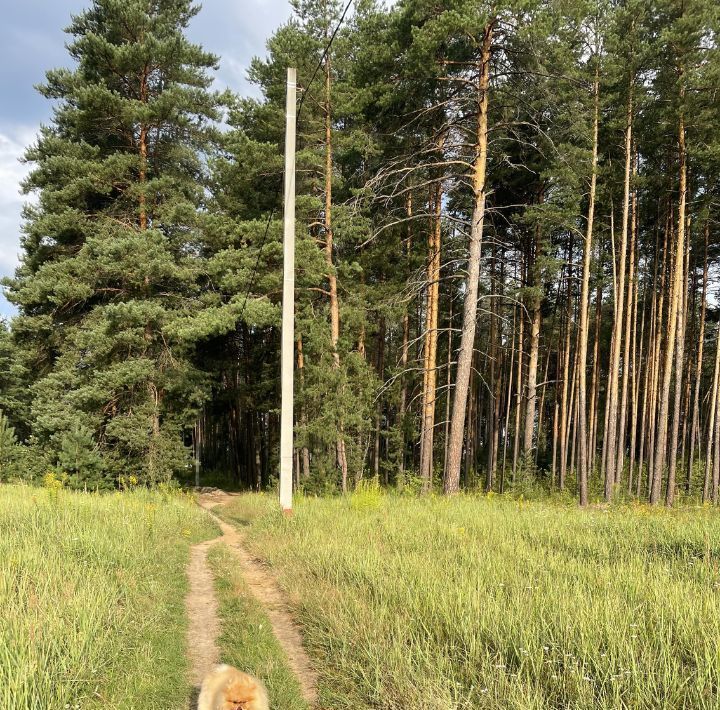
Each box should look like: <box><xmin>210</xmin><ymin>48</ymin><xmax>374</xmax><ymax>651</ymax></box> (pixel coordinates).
<box><xmin>1</xmin><ymin>0</ymin><xmax>720</xmax><ymax>505</ymax></box>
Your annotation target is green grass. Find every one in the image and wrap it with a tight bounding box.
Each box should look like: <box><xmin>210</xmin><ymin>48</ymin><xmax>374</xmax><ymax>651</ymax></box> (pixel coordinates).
<box><xmin>220</xmin><ymin>492</ymin><xmax>720</xmax><ymax>709</ymax></box>
<box><xmin>207</xmin><ymin>544</ymin><xmax>309</xmax><ymax>709</ymax></box>
<box><xmin>0</xmin><ymin>483</ymin><xmax>217</xmax><ymax>710</ymax></box>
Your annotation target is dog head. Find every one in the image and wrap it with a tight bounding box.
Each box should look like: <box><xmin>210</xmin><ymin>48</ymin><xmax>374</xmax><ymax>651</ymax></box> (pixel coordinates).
<box><xmin>223</xmin><ymin>676</ymin><xmax>266</xmax><ymax>710</ymax></box>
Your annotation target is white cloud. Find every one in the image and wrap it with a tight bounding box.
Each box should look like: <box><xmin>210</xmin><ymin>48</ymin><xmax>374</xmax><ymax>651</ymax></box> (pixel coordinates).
<box><xmin>214</xmin><ymin>53</ymin><xmax>262</xmax><ymax>98</ymax></box>
<box><xmin>187</xmin><ymin>0</ymin><xmax>291</xmax><ymax>98</ymax></box>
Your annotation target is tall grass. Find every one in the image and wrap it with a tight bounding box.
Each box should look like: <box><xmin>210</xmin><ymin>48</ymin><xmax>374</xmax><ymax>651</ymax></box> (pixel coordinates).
<box><xmin>0</xmin><ymin>484</ymin><xmax>217</xmax><ymax>709</ymax></box>
<box><xmin>222</xmin><ymin>494</ymin><xmax>720</xmax><ymax>709</ymax></box>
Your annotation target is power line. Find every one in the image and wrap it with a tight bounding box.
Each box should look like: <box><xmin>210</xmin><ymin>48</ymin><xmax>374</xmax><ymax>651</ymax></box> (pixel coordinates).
<box><xmin>236</xmin><ymin>0</ymin><xmax>353</xmax><ymax>322</ymax></box>
<box><xmin>296</xmin><ymin>0</ymin><xmax>353</xmax><ymax>121</ymax></box>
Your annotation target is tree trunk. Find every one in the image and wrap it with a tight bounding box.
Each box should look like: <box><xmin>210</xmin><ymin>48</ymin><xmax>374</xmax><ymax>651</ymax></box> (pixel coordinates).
<box><xmin>523</xmin><ymin>201</ymin><xmax>543</xmax><ymax>458</ymax></box>
<box><xmin>604</xmin><ymin>86</ymin><xmax>633</xmax><ymax>500</ymax></box>
<box><xmin>138</xmin><ymin>64</ymin><xmax>149</xmax><ymax>230</ymax></box>
<box><xmin>615</xmin><ymin>149</ymin><xmax>638</xmax><ymax>487</ymax></box>
<box><xmin>486</xmin><ymin>252</ymin><xmax>499</xmax><ymax>490</ymax></box>
<box><xmin>322</xmin><ymin>50</ymin><xmax>348</xmax><ymax>490</ymax></box>
<box><xmin>640</xmin><ymin>221</ymin><xmax>666</xmax><ymax>496</ymax></box>
<box><xmin>535</xmin><ymin>341</ymin><xmax>552</xmax><ymax>467</ymax></box>
<box><xmin>398</xmin><ymin>193</ymin><xmax>413</xmax><ymax>481</ymax></box>
<box><xmin>651</xmin><ymin>93</ymin><xmax>686</xmax><ymax>504</ymax></box>
<box><xmin>703</xmin><ymin>325</ymin><xmax>720</xmax><ymax>502</ymax></box>
<box><xmin>666</xmin><ymin>231</ymin><xmax>688</xmax><ymax>506</ymax></box>
<box><xmin>512</xmin><ymin>298</ymin><xmax>525</xmax><ymax>482</ymax></box>
<box><xmin>443</xmin><ymin>297</ymin><xmax>454</xmax><ymax>479</ymax></box>
<box><xmin>577</xmin><ymin>68</ymin><xmax>599</xmax><ymax>505</ymax></box>
<box><xmin>445</xmin><ymin>21</ymin><xmax>494</xmax><ymax>494</ymax></box>
<box><xmin>297</xmin><ymin>335</ymin><xmax>311</xmax><ymax>479</ymax></box>
<box><xmin>374</xmin><ymin>317</ymin><xmax>386</xmax><ymax>480</ymax></box>
<box><xmin>524</xmin><ymin>304</ymin><xmax>541</xmax><ymax>458</ymax></box>
<box><xmin>559</xmin><ymin>238</ymin><xmax>573</xmax><ymax>490</ymax></box>
<box><xmin>500</xmin><ymin>306</ymin><xmax>517</xmax><ymax>492</ymax></box>
<box><xmin>688</xmin><ymin>224</ymin><xmax>708</xmax><ymax>493</ymax></box>
<box><xmin>588</xmin><ymin>274</ymin><xmax>602</xmax><ymax>475</ymax></box>
<box><xmin>420</xmin><ymin>178</ymin><xmax>443</xmax><ymax>491</ymax></box>
<box><xmin>628</xmin><ymin>282</ymin><xmax>643</xmax><ymax>493</ymax></box>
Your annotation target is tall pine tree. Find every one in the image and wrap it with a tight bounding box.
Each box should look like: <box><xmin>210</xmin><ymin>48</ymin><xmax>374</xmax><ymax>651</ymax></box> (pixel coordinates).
<box><xmin>7</xmin><ymin>0</ymin><xmax>221</xmax><ymax>485</ymax></box>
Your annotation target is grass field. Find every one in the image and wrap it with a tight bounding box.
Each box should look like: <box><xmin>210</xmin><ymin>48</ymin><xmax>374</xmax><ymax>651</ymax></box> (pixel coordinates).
<box><xmin>0</xmin><ymin>484</ymin><xmax>217</xmax><ymax>710</ymax></box>
<box><xmin>221</xmin><ymin>492</ymin><xmax>720</xmax><ymax>710</ymax></box>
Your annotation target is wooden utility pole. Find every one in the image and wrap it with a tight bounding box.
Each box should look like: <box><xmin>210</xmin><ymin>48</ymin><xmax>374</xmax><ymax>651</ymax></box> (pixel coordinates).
<box><xmin>279</xmin><ymin>67</ymin><xmax>297</xmax><ymax>513</ymax></box>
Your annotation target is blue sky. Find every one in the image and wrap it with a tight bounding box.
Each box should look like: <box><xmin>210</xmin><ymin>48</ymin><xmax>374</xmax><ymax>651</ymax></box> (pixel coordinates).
<box><xmin>0</xmin><ymin>0</ymin><xmax>293</xmax><ymax>318</ymax></box>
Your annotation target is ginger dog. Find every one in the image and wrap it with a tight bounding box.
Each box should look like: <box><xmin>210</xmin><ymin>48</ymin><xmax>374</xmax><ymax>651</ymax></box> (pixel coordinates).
<box><xmin>198</xmin><ymin>664</ymin><xmax>269</xmax><ymax>710</ymax></box>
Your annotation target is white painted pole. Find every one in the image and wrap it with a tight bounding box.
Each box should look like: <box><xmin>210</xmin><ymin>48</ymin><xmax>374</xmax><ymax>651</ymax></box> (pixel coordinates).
<box><xmin>279</xmin><ymin>68</ymin><xmax>297</xmax><ymax>513</ymax></box>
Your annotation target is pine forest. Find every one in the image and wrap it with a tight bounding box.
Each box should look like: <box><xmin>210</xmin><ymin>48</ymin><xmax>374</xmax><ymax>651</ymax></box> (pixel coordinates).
<box><xmin>2</xmin><ymin>0</ymin><xmax>720</xmax><ymax>510</ymax></box>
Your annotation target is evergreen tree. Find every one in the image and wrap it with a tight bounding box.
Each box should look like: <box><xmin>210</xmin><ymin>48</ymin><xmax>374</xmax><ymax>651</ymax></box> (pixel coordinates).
<box><xmin>201</xmin><ymin>0</ymin><xmax>380</xmax><ymax>489</ymax></box>
<box><xmin>6</xmin><ymin>0</ymin><xmax>221</xmax><ymax>484</ymax></box>
<box><xmin>0</xmin><ymin>321</ymin><xmax>29</xmax><ymax>438</ymax></box>
<box><xmin>0</xmin><ymin>410</ymin><xmax>18</xmax><ymax>481</ymax></box>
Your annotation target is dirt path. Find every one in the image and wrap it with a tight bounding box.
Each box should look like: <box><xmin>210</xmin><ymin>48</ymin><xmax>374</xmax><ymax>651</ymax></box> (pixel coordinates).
<box><xmin>185</xmin><ymin>538</ymin><xmax>221</xmax><ymax>697</ymax></box>
<box><xmin>184</xmin><ymin>490</ymin><xmax>318</xmax><ymax>707</ymax></box>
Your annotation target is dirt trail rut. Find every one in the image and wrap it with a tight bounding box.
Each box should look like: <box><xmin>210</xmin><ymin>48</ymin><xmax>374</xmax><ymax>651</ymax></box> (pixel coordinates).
<box><xmin>185</xmin><ymin>490</ymin><xmax>318</xmax><ymax>707</ymax></box>
<box><xmin>185</xmin><ymin>539</ymin><xmax>221</xmax><ymax>688</ymax></box>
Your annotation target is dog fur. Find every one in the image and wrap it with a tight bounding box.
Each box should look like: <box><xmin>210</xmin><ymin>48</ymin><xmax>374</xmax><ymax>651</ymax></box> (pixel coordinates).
<box><xmin>197</xmin><ymin>664</ymin><xmax>270</xmax><ymax>710</ymax></box>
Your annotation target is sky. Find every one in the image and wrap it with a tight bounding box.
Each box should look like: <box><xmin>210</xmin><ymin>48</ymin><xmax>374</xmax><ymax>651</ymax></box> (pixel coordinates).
<box><xmin>0</xmin><ymin>0</ymin><xmax>293</xmax><ymax>318</ymax></box>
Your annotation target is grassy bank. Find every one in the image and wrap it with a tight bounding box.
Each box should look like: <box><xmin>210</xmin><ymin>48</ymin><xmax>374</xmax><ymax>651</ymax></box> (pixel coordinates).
<box><xmin>208</xmin><ymin>544</ymin><xmax>309</xmax><ymax>709</ymax></box>
<box><xmin>0</xmin><ymin>484</ymin><xmax>217</xmax><ymax>709</ymax></box>
<box><xmin>221</xmin><ymin>492</ymin><xmax>720</xmax><ymax>709</ymax></box>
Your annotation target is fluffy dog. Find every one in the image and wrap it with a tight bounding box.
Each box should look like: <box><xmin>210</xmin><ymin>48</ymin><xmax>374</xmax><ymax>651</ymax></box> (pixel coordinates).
<box><xmin>197</xmin><ymin>664</ymin><xmax>270</xmax><ymax>710</ymax></box>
